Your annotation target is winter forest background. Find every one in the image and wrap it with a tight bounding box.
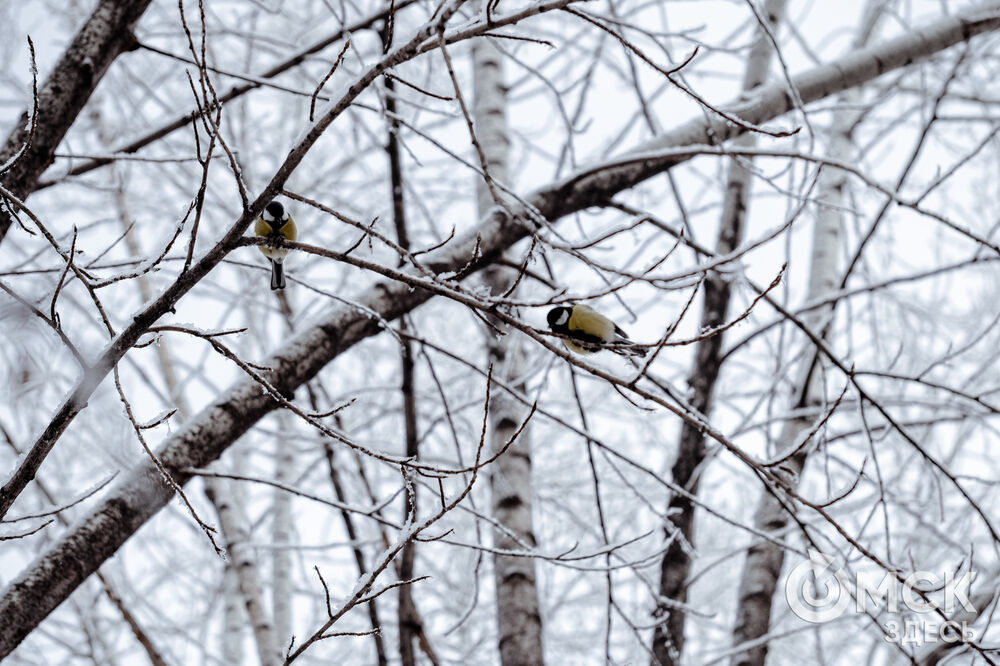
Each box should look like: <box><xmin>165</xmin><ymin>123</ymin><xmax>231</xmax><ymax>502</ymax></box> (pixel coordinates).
<box><xmin>3</xmin><ymin>1</ymin><xmax>1000</xmax><ymax>664</ymax></box>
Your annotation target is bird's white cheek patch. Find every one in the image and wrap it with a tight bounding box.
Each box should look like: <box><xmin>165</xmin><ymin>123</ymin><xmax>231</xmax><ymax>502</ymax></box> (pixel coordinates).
<box><xmin>556</xmin><ymin>312</ymin><xmax>569</xmax><ymax>326</ymax></box>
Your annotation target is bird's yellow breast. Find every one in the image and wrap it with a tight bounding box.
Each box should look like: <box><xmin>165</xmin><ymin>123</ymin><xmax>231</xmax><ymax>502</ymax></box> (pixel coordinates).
<box><xmin>255</xmin><ymin>216</ymin><xmax>297</xmax><ymax>259</ymax></box>
<box><xmin>255</xmin><ymin>216</ymin><xmax>297</xmax><ymax>239</ymax></box>
<box><xmin>254</xmin><ymin>217</ymin><xmax>272</xmax><ymax>237</ymax></box>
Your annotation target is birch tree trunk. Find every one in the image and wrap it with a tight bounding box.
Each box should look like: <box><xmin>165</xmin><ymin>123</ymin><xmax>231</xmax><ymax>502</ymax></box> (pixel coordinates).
<box><xmin>271</xmin><ymin>411</ymin><xmax>294</xmax><ymax>653</ymax></box>
<box><xmin>222</xmin><ymin>561</ymin><xmax>246</xmax><ymax>665</ymax></box>
<box><xmin>98</xmin><ymin>110</ymin><xmax>253</xmax><ymax>665</ymax></box>
<box><xmin>651</xmin><ymin>2</ymin><xmax>787</xmax><ymax>663</ymax></box>
<box><xmin>473</xmin><ymin>28</ymin><xmax>545</xmax><ymax>666</ymax></box>
<box><xmin>205</xmin><ymin>478</ymin><xmax>280</xmax><ymax>666</ymax></box>
<box><xmin>99</xmin><ymin>144</ymin><xmax>268</xmax><ymax>664</ymax></box>
<box><xmin>729</xmin><ymin>6</ymin><xmax>886</xmax><ymax>664</ymax></box>
<box><xmin>2</xmin><ymin>9</ymin><xmax>999</xmax><ymax>655</ymax></box>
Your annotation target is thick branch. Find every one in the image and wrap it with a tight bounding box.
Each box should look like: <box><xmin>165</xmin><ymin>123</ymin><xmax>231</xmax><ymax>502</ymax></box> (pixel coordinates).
<box><xmin>0</xmin><ymin>0</ymin><xmax>153</xmax><ymax>242</ymax></box>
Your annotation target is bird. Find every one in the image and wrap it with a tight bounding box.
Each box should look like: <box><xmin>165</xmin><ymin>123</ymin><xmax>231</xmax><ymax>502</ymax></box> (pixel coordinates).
<box><xmin>546</xmin><ymin>304</ymin><xmax>646</xmax><ymax>356</ymax></box>
<box><xmin>255</xmin><ymin>200</ymin><xmax>297</xmax><ymax>290</ymax></box>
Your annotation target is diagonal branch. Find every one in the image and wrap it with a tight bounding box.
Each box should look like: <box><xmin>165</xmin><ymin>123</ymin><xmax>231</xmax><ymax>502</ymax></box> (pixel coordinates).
<box><xmin>0</xmin><ymin>0</ymin><xmax>475</xmax><ymax>523</ymax></box>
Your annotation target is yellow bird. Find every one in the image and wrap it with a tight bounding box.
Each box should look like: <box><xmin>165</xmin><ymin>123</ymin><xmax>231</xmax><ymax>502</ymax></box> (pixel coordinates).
<box><xmin>254</xmin><ymin>201</ymin><xmax>297</xmax><ymax>290</ymax></box>
<box><xmin>546</xmin><ymin>304</ymin><xmax>646</xmax><ymax>356</ymax></box>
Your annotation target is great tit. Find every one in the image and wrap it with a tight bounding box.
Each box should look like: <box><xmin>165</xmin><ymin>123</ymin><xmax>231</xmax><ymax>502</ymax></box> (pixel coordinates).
<box><xmin>546</xmin><ymin>304</ymin><xmax>647</xmax><ymax>357</ymax></box>
<box><xmin>255</xmin><ymin>201</ymin><xmax>298</xmax><ymax>290</ymax></box>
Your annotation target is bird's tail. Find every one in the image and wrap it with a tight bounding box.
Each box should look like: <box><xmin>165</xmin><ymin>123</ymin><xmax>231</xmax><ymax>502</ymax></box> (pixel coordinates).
<box><xmin>614</xmin><ymin>343</ymin><xmax>647</xmax><ymax>357</ymax></box>
<box><xmin>270</xmin><ymin>259</ymin><xmax>285</xmax><ymax>290</ymax></box>
<box><xmin>611</xmin><ymin>335</ymin><xmax>647</xmax><ymax>357</ymax></box>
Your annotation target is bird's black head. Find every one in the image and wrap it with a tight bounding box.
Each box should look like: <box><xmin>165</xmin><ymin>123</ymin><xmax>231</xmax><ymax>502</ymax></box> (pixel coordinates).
<box><xmin>547</xmin><ymin>306</ymin><xmax>571</xmax><ymax>331</ymax></box>
<box><xmin>265</xmin><ymin>201</ymin><xmax>285</xmax><ymax>222</ymax></box>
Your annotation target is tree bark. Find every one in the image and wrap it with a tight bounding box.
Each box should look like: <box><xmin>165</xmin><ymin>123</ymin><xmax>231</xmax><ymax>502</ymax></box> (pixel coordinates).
<box><xmin>473</xmin><ymin>29</ymin><xmax>546</xmax><ymax>666</ymax></box>
<box><xmin>222</xmin><ymin>555</ymin><xmax>246</xmax><ymax>664</ymax></box>
<box><xmin>2</xmin><ymin>8</ymin><xmax>999</xmax><ymax>656</ymax></box>
<box><xmin>729</xmin><ymin>5</ymin><xmax>886</xmax><ymax>664</ymax></box>
<box><xmin>0</xmin><ymin>0</ymin><xmax>153</xmax><ymax>244</ymax></box>
<box><xmin>204</xmin><ymin>478</ymin><xmax>279</xmax><ymax>666</ymax></box>
<box><xmin>651</xmin><ymin>2</ymin><xmax>787</xmax><ymax>662</ymax></box>
<box><xmin>271</xmin><ymin>413</ymin><xmax>294</xmax><ymax>654</ymax></box>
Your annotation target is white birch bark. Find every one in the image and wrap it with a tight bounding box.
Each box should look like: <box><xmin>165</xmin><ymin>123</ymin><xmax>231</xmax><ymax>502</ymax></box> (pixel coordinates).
<box><xmin>473</xmin><ymin>27</ymin><xmax>545</xmax><ymax>666</ymax></box>
<box><xmin>729</xmin><ymin>5</ymin><xmax>886</xmax><ymax>664</ymax></box>
<box><xmin>96</xmin><ymin>109</ymin><xmax>252</xmax><ymax>666</ymax></box>
<box><xmin>652</xmin><ymin>2</ymin><xmax>787</xmax><ymax>663</ymax></box>
<box><xmin>2</xmin><ymin>9</ymin><xmax>999</xmax><ymax>656</ymax></box>
<box><xmin>221</xmin><ymin>444</ymin><xmax>249</xmax><ymax>665</ymax></box>
<box><xmin>204</xmin><ymin>478</ymin><xmax>280</xmax><ymax>666</ymax></box>
<box><xmin>271</xmin><ymin>411</ymin><xmax>294</xmax><ymax>652</ymax></box>
<box><xmin>221</xmin><ymin>564</ymin><xmax>246</xmax><ymax>665</ymax></box>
